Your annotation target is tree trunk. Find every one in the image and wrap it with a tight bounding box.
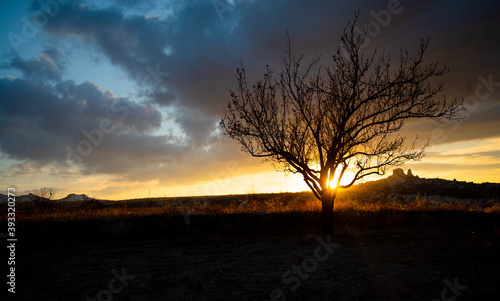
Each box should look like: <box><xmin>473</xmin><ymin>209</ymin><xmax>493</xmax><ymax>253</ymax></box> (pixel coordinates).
<box><xmin>321</xmin><ymin>189</ymin><xmax>336</xmax><ymax>236</ymax></box>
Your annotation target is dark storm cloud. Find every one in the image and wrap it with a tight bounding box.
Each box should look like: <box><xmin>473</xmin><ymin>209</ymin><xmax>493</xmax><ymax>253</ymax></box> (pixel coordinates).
<box><xmin>76</xmin><ymin>131</ymin><xmax>184</xmax><ymax>175</ymax></box>
<box><xmin>0</xmin><ymin>76</ymin><xmax>166</xmax><ymax>168</ymax></box>
<box><xmin>148</xmin><ymin>90</ymin><xmax>176</xmax><ymax>106</ymax></box>
<box><xmin>37</xmin><ymin>1</ymin><xmax>221</xmax><ymax>141</ymax></box>
<box><xmin>32</xmin><ymin>0</ymin><xmax>357</xmax><ymax>145</ymax></box>
<box><xmin>2</xmin><ymin>47</ymin><xmax>64</xmax><ymax>82</ymax></box>
<box><xmin>41</xmin><ymin>3</ymin><xmax>170</xmax><ymax>80</ymax></box>
<box><xmin>2</xmin><ymin>0</ymin><xmax>500</xmax><ymax>185</ymax></box>
<box><xmin>39</xmin><ymin>0</ymin><xmax>500</xmax><ymax>144</ymax></box>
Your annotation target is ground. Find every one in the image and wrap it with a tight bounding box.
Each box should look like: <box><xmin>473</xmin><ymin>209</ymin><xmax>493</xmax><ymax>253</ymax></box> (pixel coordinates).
<box><xmin>5</xmin><ymin>207</ymin><xmax>500</xmax><ymax>301</ymax></box>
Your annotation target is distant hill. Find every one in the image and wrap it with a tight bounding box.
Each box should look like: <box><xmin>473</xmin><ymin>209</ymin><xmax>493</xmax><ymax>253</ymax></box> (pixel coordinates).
<box><xmin>0</xmin><ymin>193</ymin><xmax>90</xmax><ymax>202</ymax></box>
<box><xmin>341</xmin><ymin>168</ymin><xmax>500</xmax><ymax>205</ymax></box>
<box><xmin>0</xmin><ymin>193</ymin><xmax>40</xmax><ymax>202</ymax></box>
<box><xmin>1</xmin><ymin>171</ymin><xmax>499</xmax><ymax>204</ymax></box>
<box><xmin>58</xmin><ymin>194</ymin><xmax>90</xmax><ymax>202</ymax></box>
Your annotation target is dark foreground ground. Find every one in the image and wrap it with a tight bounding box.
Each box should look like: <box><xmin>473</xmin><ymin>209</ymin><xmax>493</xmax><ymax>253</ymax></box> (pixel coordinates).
<box><xmin>3</xmin><ymin>210</ymin><xmax>500</xmax><ymax>301</ymax></box>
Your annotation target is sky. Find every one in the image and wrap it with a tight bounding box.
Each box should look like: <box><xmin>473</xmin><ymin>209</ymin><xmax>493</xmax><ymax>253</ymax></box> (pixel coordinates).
<box><xmin>1</xmin><ymin>0</ymin><xmax>500</xmax><ymax>200</ymax></box>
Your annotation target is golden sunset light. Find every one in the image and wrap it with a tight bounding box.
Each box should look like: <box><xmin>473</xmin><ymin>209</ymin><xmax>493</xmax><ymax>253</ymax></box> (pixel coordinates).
<box><xmin>1</xmin><ymin>0</ymin><xmax>499</xmax><ymax>300</ymax></box>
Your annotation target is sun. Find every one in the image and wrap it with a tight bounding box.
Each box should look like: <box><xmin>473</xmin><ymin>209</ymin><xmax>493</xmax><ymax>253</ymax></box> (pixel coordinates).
<box><xmin>329</xmin><ymin>178</ymin><xmax>339</xmax><ymax>189</ymax></box>
<box><xmin>328</xmin><ymin>171</ymin><xmax>356</xmax><ymax>189</ymax></box>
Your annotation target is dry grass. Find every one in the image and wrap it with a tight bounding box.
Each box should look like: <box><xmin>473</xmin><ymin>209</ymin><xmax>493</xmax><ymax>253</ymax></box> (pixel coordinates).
<box><xmin>6</xmin><ymin>194</ymin><xmax>499</xmax><ymax>301</ymax></box>
<box><xmin>3</xmin><ymin>192</ymin><xmax>499</xmax><ymax>223</ymax></box>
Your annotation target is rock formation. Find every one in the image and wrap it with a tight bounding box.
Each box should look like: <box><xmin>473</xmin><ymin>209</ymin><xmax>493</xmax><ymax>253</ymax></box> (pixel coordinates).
<box><xmin>391</xmin><ymin>168</ymin><xmax>417</xmax><ymax>178</ymax></box>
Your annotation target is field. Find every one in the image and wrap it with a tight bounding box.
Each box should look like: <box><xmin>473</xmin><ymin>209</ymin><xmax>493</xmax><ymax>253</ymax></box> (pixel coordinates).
<box><xmin>1</xmin><ymin>193</ymin><xmax>500</xmax><ymax>300</ymax></box>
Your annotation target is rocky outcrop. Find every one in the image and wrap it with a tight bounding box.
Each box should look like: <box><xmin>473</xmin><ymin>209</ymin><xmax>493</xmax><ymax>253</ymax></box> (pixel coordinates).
<box><xmin>390</xmin><ymin>168</ymin><xmax>418</xmax><ymax>178</ymax></box>
<box><xmin>392</xmin><ymin>168</ymin><xmax>406</xmax><ymax>178</ymax></box>
<box><xmin>354</xmin><ymin>170</ymin><xmax>500</xmax><ymax>201</ymax></box>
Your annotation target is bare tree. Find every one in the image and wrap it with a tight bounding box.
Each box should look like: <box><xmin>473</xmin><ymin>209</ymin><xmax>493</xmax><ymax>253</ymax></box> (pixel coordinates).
<box><xmin>220</xmin><ymin>16</ymin><xmax>463</xmax><ymax>235</ymax></box>
<box><xmin>37</xmin><ymin>187</ymin><xmax>56</xmax><ymax>200</ymax></box>
<box><xmin>34</xmin><ymin>187</ymin><xmax>56</xmax><ymax>211</ymax></box>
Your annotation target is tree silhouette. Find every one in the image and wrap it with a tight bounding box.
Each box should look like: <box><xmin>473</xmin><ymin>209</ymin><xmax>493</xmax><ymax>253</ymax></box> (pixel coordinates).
<box><xmin>221</xmin><ymin>16</ymin><xmax>462</xmax><ymax>235</ymax></box>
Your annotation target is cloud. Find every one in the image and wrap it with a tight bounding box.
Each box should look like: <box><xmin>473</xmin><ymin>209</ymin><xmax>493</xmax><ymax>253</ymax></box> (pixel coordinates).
<box><xmin>37</xmin><ymin>1</ymin><xmax>228</xmax><ymax>144</ymax></box>
<box><xmin>33</xmin><ymin>0</ymin><xmax>500</xmax><ymax>148</ymax></box>
<box><xmin>41</xmin><ymin>3</ymin><xmax>171</xmax><ymax>84</ymax></box>
<box><xmin>1</xmin><ymin>47</ymin><xmax>64</xmax><ymax>82</ymax></box>
<box><xmin>33</xmin><ymin>1</ymin><xmax>360</xmax><ymax>141</ymax></box>
<box><xmin>2</xmin><ymin>0</ymin><xmax>500</xmax><ymax>196</ymax></box>
<box><xmin>0</xmin><ymin>76</ymin><xmax>166</xmax><ymax>170</ymax></box>
<box><xmin>425</xmin><ymin>150</ymin><xmax>500</xmax><ymax>161</ymax></box>
<box><xmin>399</xmin><ymin>101</ymin><xmax>500</xmax><ymax>146</ymax></box>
